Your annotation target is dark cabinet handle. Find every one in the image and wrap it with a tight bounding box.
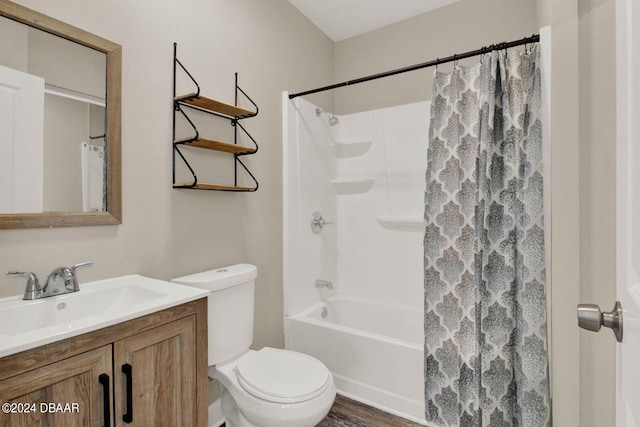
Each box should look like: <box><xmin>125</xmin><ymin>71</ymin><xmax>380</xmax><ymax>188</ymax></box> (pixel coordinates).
<box><xmin>98</xmin><ymin>373</ymin><xmax>111</xmax><ymax>427</ymax></box>
<box><xmin>122</xmin><ymin>363</ymin><xmax>133</xmax><ymax>423</ymax></box>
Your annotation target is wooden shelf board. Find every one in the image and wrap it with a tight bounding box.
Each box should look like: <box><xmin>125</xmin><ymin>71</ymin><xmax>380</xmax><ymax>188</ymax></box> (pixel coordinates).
<box><xmin>173</xmin><ymin>183</ymin><xmax>256</xmax><ymax>192</ymax></box>
<box><xmin>175</xmin><ymin>93</ymin><xmax>256</xmax><ymax>118</ymax></box>
<box><xmin>175</xmin><ymin>137</ymin><xmax>256</xmax><ymax>154</ymax></box>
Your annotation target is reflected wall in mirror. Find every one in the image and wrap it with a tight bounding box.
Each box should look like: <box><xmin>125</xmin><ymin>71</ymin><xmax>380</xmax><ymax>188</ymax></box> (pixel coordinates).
<box><xmin>0</xmin><ymin>0</ymin><xmax>121</xmax><ymax>228</ymax></box>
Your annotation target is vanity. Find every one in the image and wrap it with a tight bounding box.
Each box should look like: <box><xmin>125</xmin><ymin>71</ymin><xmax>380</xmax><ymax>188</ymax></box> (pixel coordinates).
<box><xmin>0</xmin><ymin>0</ymin><xmax>212</xmax><ymax>422</ymax></box>
<box><xmin>0</xmin><ymin>276</ymin><xmax>209</xmax><ymax>427</ymax></box>
<box><xmin>0</xmin><ymin>1</ymin><xmax>209</xmax><ymax>424</ymax></box>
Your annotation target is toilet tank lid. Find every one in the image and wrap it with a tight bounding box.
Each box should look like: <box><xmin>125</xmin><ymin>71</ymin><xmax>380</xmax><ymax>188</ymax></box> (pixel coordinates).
<box><xmin>171</xmin><ymin>264</ymin><xmax>257</xmax><ymax>292</ymax></box>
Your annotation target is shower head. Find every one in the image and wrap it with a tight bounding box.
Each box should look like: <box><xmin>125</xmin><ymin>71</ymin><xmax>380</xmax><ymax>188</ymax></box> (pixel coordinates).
<box><xmin>316</xmin><ymin>107</ymin><xmax>339</xmax><ymax>126</ymax></box>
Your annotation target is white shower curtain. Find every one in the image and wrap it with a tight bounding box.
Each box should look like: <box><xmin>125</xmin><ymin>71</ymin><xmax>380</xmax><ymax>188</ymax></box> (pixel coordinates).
<box><xmin>81</xmin><ymin>142</ymin><xmax>105</xmax><ymax>212</ymax></box>
<box><xmin>424</xmin><ymin>45</ymin><xmax>550</xmax><ymax>427</ymax></box>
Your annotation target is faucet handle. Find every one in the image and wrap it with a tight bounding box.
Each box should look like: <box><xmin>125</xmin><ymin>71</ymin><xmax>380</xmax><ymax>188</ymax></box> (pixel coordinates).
<box><xmin>64</xmin><ymin>261</ymin><xmax>93</xmax><ymax>292</ymax></box>
<box><xmin>70</xmin><ymin>261</ymin><xmax>94</xmax><ymax>274</ymax></box>
<box><xmin>311</xmin><ymin>212</ymin><xmax>334</xmax><ymax>234</ymax></box>
<box><xmin>6</xmin><ymin>271</ymin><xmax>41</xmax><ymax>300</ymax></box>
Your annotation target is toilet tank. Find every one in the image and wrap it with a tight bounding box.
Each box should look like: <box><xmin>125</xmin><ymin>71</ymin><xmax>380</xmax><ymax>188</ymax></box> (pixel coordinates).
<box><xmin>172</xmin><ymin>264</ymin><xmax>257</xmax><ymax>366</ymax></box>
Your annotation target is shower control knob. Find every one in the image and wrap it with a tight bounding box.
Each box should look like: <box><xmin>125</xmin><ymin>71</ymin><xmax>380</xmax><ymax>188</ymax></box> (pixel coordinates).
<box><xmin>311</xmin><ymin>211</ymin><xmax>333</xmax><ymax>234</ymax></box>
<box><xmin>577</xmin><ymin>301</ymin><xmax>623</xmax><ymax>342</ymax></box>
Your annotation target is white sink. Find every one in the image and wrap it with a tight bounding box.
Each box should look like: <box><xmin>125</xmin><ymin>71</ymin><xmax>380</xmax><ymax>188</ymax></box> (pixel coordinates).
<box><xmin>0</xmin><ymin>275</ymin><xmax>209</xmax><ymax>358</ymax></box>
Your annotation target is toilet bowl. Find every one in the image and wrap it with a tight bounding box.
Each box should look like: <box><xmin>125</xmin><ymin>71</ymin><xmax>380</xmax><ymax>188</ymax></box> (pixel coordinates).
<box><xmin>172</xmin><ymin>264</ymin><xmax>335</xmax><ymax>427</ymax></box>
<box><xmin>213</xmin><ymin>348</ymin><xmax>335</xmax><ymax>427</ymax></box>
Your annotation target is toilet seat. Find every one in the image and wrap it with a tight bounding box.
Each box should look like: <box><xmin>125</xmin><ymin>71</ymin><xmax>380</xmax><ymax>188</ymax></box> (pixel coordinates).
<box><xmin>233</xmin><ymin>348</ymin><xmax>330</xmax><ymax>404</ymax></box>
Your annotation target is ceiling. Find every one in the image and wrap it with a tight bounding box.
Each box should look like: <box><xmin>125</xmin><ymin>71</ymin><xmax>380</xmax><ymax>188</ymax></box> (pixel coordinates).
<box><xmin>287</xmin><ymin>0</ymin><xmax>460</xmax><ymax>42</ymax></box>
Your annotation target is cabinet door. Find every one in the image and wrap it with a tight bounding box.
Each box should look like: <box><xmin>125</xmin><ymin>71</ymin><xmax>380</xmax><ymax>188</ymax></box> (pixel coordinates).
<box><xmin>114</xmin><ymin>315</ymin><xmax>197</xmax><ymax>427</ymax></box>
<box><xmin>0</xmin><ymin>345</ymin><xmax>113</xmax><ymax>427</ymax></box>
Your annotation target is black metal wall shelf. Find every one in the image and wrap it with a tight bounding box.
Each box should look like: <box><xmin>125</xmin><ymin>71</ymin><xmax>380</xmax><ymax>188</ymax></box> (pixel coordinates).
<box><xmin>172</xmin><ymin>43</ymin><xmax>259</xmax><ymax>191</ymax></box>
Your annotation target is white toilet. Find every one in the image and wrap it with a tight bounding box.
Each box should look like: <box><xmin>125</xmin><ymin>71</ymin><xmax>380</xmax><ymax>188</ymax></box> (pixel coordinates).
<box><xmin>172</xmin><ymin>264</ymin><xmax>335</xmax><ymax>427</ymax></box>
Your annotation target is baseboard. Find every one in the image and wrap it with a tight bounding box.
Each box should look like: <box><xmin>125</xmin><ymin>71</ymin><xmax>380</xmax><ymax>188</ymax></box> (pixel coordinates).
<box><xmin>208</xmin><ymin>399</ymin><xmax>225</xmax><ymax>427</ymax></box>
<box><xmin>333</xmin><ymin>373</ymin><xmax>427</xmax><ymax>425</ymax></box>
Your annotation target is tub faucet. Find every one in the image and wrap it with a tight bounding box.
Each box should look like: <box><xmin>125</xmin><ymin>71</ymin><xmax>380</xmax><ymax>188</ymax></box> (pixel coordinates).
<box><xmin>7</xmin><ymin>261</ymin><xmax>94</xmax><ymax>300</ymax></box>
<box><xmin>315</xmin><ymin>279</ymin><xmax>333</xmax><ymax>290</ymax></box>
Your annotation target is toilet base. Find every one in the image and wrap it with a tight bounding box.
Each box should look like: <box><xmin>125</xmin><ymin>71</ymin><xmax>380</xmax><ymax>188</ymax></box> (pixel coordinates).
<box><xmin>218</xmin><ymin>381</ymin><xmax>334</xmax><ymax>427</ymax></box>
<box><xmin>221</xmin><ymin>390</ymin><xmax>255</xmax><ymax>427</ymax></box>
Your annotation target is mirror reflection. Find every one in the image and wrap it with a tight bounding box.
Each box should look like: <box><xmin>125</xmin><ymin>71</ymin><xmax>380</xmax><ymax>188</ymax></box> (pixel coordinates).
<box><xmin>0</xmin><ymin>15</ymin><xmax>107</xmax><ymax>214</ymax></box>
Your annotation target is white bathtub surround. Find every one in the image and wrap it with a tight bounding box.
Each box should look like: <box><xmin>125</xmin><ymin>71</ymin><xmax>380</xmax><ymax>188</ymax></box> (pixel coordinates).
<box><xmin>335</xmin><ymin>101</ymin><xmax>428</xmax><ymax>309</ymax></box>
<box><xmin>284</xmin><ymin>96</ymin><xmax>429</xmax><ymax>313</ymax></box>
<box><xmin>283</xmin><ymin>95</ymin><xmax>430</xmax><ymax>423</ymax></box>
<box><xmin>283</xmin><ymin>95</ymin><xmax>338</xmax><ymax>316</ymax></box>
<box><xmin>285</xmin><ymin>295</ymin><xmax>426</xmax><ymax>425</ymax></box>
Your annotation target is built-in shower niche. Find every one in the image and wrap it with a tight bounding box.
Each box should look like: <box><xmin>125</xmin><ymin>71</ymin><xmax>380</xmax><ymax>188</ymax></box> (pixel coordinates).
<box><xmin>375</xmin><ymin>101</ymin><xmax>429</xmax><ymax>231</ymax></box>
<box><xmin>330</xmin><ymin>119</ymin><xmax>375</xmax><ymax>197</ymax></box>
<box><xmin>331</xmin><ymin>140</ymin><xmax>372</xmax><ymax>158</ymax></box>
<box><xmin>331</xmin><ymin>139</ymin><xmax>375</xmax><ymax>195</ymax></box>
<box><xmin>330</xmin><ymin>178</ymin><xmax>374</xmax><ymax>195</ymax></box>
<box><xmin>376</xmin><ymin>216</ymin><xmax>425</xmax><ymax>232</ymax></box>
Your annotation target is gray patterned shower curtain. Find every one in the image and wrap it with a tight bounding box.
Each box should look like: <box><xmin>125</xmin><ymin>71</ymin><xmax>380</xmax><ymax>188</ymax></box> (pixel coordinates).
<box><xmin>424</xmin><ymin>45</ymin><xmax>550</xmax><ymax>427</ymax></box>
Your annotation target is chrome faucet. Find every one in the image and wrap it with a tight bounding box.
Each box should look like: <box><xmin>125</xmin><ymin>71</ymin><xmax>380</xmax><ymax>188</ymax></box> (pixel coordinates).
<box><xmin>7</xmin><ymin>261</ymin><xmax>94</xmax><ymax>300</ymax></box>
<box><xmin>315</xmin><ymin>279</ymin><xmax>334</xmax><ymax>290</ymax></box>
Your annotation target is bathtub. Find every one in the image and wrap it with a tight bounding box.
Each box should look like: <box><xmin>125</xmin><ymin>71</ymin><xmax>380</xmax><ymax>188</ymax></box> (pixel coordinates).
<box><xmin>284</xmin><ymin>295</ymin><xmax>426</xmax><ymax>425</ymax></box>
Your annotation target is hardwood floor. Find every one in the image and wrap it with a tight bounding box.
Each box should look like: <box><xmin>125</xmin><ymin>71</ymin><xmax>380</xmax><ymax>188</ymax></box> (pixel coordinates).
<box><xmin>317</xmin><ymin>395</ymin><xmax>424</xmax><ymax>427</ymax></box>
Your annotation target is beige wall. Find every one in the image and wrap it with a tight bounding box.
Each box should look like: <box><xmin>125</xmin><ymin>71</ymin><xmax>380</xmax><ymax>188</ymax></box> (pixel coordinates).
<box><xmin>549</xmin><ymin>0</ymin><xmax>582</xmax><ymax>425</ymax></box>
<box><xmin>27</xmin><ymin>27</ymin><xmax>106</xmax><ymax>98</ymax></box>
<box><xmin>578</xmin><ymin>0</ymin><xmax>617</xmax><ymax>425</ymax></box>
<box><xmin>0</xmin><ymin>16</ymin><xmax>27</xmax><ymax>70</ymax></box>
<box><xmin>0</xmin><ymin>0</ymin><xmax>334</xmax><ymax>400</ymax></box>
<box><xmin>0</xmin><ymin>0</ymin><xmax>619</xmax><ymax>424</ymax></box>
<box><xmin>333</xmin><ymin>0</ymin><xmax>539</xmax><ymax>114</ymax></box>
<box><xmin>42</xmin><ymin>93</ymin><xmax>87</xmax><ymax>212</ymax></box>
<box><xmin>330</xmin><ymin>0</ymin><xmax>616</xmax><ymax>425</ymax></box>
<box><xmin>540</xmin><ymin>0</ymin><xmax>618</xmax><ymax>425</ymax></box>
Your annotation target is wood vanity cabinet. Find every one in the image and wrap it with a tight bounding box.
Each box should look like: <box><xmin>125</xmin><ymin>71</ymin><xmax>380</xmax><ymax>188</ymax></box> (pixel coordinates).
<box><xmin>0</xmin><ymin>298</ymin><xmax>208</xmax><ymax>427</ymax></box>
<box><xmin>0</xmin><ymin>345</ymin><xmax>113</xmax><ymax>426</ymax></box>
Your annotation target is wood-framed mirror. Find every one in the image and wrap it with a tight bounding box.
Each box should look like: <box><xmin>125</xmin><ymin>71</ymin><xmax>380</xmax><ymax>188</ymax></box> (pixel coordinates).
<box><xmin>0</xmin><ymin>0</ymin><xmax>121</xmax><ymax>229</ymax></box>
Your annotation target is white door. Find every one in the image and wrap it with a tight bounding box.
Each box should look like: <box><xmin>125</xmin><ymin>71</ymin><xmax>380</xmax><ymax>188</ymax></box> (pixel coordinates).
<box><xmin>616</xmin><ymin>0</ymin><xmax>640</xmax><ymax>425</ymax></box>
<box><xmin>0</xmin><ymin>65</ymin><xmax>44</xmax><ymax>213</ymax></box>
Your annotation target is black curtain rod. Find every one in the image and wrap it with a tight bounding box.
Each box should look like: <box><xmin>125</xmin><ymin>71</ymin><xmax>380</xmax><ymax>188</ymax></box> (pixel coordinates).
<box><xmin>288</xmin><ymin>34</ymin><xmax>540</xmax><ymax>99</ymax></box>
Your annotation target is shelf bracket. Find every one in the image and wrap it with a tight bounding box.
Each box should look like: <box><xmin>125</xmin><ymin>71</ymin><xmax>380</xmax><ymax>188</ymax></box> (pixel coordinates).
<box><xmin>172</xmin><ymin>43</ymin><xmax>259</xmax><ymax>191</ymax></box>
